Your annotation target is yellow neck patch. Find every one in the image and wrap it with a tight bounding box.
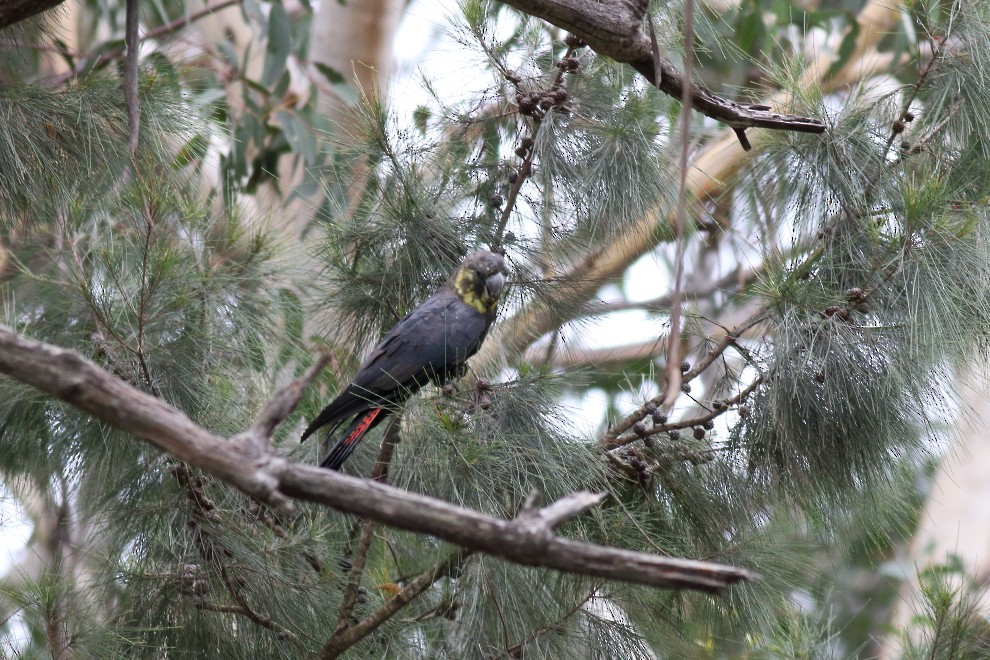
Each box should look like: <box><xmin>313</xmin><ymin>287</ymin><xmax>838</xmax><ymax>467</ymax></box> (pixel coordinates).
<box><xmin>454</xmin><ymin>267</ymin><xmax>492</xmax><ymax>314</ymax></box>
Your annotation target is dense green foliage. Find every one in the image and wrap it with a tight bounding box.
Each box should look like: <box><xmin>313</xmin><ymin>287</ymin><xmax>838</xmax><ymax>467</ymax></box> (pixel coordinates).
<box><xmin>2</xmin><ymin>0</ymin><xmax>990</xmax><ymax>657</ymax></box>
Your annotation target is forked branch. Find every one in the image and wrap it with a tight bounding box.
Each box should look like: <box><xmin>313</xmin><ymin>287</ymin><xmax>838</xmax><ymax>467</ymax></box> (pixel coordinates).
<box><xmin>495</xmin><ymin>0</ymin><xmax>825</xmax><ymax>147</ymax></box>
<box><xmin>0</xmin><ymin>323</ymin><xmax>755</xmax><ymax>594</ymax></box>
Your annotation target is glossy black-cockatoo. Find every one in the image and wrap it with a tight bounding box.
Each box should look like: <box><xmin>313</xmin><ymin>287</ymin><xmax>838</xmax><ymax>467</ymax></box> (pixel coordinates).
<box><xmin>302</xmin><ymin>250</ymin><xmax>509</xmax><ymax>470</ymax></box>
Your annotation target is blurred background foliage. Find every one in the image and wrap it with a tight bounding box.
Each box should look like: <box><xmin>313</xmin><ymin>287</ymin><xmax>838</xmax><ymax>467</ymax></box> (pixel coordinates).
<box><xmin>2</xmin><ymin>0</ymin><xmax>990</xmax><ymax>657</ymax></box>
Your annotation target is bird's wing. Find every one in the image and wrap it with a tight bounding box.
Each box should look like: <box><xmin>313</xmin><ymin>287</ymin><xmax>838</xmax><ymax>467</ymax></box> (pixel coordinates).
<box><xmin>353</xmin><ymin>289</ymin><xmax>490</xmax><ymax>392</ymax></box>
<box><xmin>301</xmin><ymin>290</ymin><xmax>490</xmax><ymax>440</ymax></box>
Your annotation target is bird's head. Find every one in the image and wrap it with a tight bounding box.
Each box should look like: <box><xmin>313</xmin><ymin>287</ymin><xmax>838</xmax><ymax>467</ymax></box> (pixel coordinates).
<box><xmin>451</xmin><ymin>250</ymin><xmax>508</xmax><ymax>315</ymax></box>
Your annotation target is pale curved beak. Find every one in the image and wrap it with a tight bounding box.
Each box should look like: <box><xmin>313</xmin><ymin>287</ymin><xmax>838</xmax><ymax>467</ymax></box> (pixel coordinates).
<box><xmin>485</xmin><ymin>272</ymin><xmax>506</xmax><ymax>300</ymax></box>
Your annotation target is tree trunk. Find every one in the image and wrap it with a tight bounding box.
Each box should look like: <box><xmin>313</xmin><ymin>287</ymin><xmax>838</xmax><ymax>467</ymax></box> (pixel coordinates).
<box><xmin>879</xmin><ymin>373</ymin><xmax>990</xmax><ymax>657</ymax></box>
<box><xmin>309</xmin><ymin>0</ymin><xmax>403</xmax><ymax>128</ymax></box>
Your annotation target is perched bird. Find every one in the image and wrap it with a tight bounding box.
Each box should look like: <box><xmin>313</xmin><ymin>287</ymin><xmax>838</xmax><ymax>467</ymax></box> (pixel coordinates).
<box><xmin>302</xmin><ymin>250</ymin><xmax>509</xmax><ymax>470</ymax></box>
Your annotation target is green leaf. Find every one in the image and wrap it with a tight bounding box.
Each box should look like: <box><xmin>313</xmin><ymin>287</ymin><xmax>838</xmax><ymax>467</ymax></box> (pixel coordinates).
<box><xmin>313</xmin><ymin>62</ymin><xmax>358</xmax><ymax>104</ymax></box>
<box><xmin>828</xmin><ymin>16</ymin><xmax>861</xmax><ymax>78</ymax></box>
<box><xmin>91</xmin><ymin>38</ymin><xmax>125</xmax><ymax>57</ymax></box>
<box><xmin>262</xmin><ymin>0</ymin><xmax>291</xmax><ymax>88</ymax></box>
<box><xmin>172</xmin><ymin>135</ymin><xmax>209</xmax><ymax>169</ymax></box>
<box><xmin>313</xmin><ymin>62</ymin><xmax>345</xmax><ymax>85</ymax></box>
<box><xmin>272</xmin><ymin>69</ymin><xmax>292</xmax><ymax>98</ymax></box>
<box><xmin>217</xmin><ymin>38</ymin><xmax>240</xmax><ymax>70</ymax></box>
<box><xmin>232</xmin><ymin>124</ymin><xmax>250</xmax><ymax>179</ymax></box>
<box><xmin>277</xmin><ymin>109</ymin><xmax>317</xmax><ymax>165</ymax></box>
<box><xmin>413</xmin><ymin>105</ymin><xmax>431</xmax><ymax>135</ymax></box>
<box><xmin>241</xmin><ymin>0</ymin><xmax>264</xmax><ymax>27</ymax></box>
<box><xmin>242</xmin><ymin>77</ymin><xmax>270</xmax><ymax>97</ymax></box>
<box><xmin>52</xmin><ymin>38</ymin><xmax>75</xmax><ymax>69</ymax></box>
<box><xmin>736</xmin><ymin>5</ymin><xmax>766</xmax><ymax>54</ymax></box>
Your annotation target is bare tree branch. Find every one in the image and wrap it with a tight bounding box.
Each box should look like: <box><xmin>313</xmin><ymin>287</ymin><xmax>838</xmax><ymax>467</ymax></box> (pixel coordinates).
<box><xmin>606</xmin><ymin>374</ymin><xmax>764</xmax><ymax>450</ymax></box>
<box><xmin>0</xmin><ymin>324</ymin><xmax>755</xmax><ymax>593</ymax></box>
<box><xmin>525</xmin><ymin>337</ymin><xmax>668</xmax><ymax>370</ymax></box>
<box><xmin>275</xmin><ymin>470</ymin><xmax>755</xmax><ymax>591</ymax></box>
<box><xmin>577</xmin><ymin>265</ymin><xmax>759</xmax><ymax>317</ymax></box>
<box><xmin>248</xmin><ymin>352</ymin><xmax>333</xmax><ymax>441</ymax></box>
<box><xmin>0</xmin><ymin>0</ymin><xmax>65</xmax><ymax>31</ymax></box>
<box><xmin>196</xmin><ymin>602</ymin><xmax>302</xmax><ymax>643</ymax></box>
<box><xmin>322</xmin><ymin>548</ymin><xmax>474</xmax><ymax>659</ymax></box>
<box><xmin>124</xmin><ymin>0</ymin><xmax>140</xmax><ymax>155</ymax></box>
<box><xmin>606</xmin><ymin>312</ymin><xmax>766</xmax><ymax>442</ymax></box>
<box><xmin>495</xmin><ymin>0</ymin><xmax>825</xmax><ymax>147</ymax></box>
<box><xmin>46</xmin><ymin>0</ymin><xmax>242</xmax><ymax>85</ymax></box>
<box><xmin>332</xmin><ymin>420</ymin><xmax>401</xmax><ymax>638</ymax></box>
<box><xmin>0</xmin><ymin>324</ymin><xmax>295</xmax><ymax>513</ymax></box>
<box><xmin>517</xmin><ymin>489</ymin><xmax>607</xmax><ymax>530</ymax></box>
<box><xmin>662</xmin><ymin>0</ymin><xmax>695</xmax><ymax>407</ymax></box>
<box><xmin>471</xmin><ymin>0</ymin><xmax>905</xmax><ymax>378</ymax></box>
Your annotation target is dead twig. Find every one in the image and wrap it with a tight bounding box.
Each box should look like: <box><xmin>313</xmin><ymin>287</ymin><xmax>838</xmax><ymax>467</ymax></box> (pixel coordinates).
<box><xmin>0</xmin><ymin>324</ymin><xmax>756</xmax><ymax>593</ymax></box>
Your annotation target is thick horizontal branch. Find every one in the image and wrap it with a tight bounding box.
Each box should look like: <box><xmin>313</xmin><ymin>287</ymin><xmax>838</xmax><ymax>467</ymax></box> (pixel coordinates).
<box><xmin>496</xmin><ymin>0</ymin><xmax>824</xmax><ymax>144</ymax></box>
<box><xmin>277</xmin><ymin>469</ymin><xmax>753</xmax><ymax>591</ymax></box>
<box><xmin>0</xmin><ymin>325</ymin><xmax>292</xmax><ymax>512</ymax></box>
<box><xmin>0</xmin><ymin>0</ymin><xmax>65</xmax><ymax>30</ymax></box>
<box><xmin>0</xmin><ymin>324</ymin><xmax>755</xmax><ymax>593</ymax></box>
<box><xmin>525</xmin><ymin>337</ymin><xmax>668</xmax><ymax>370</ymax></box>
<box><xmin>579</xmin><ymin>266</ymin><xmax>759</xmax><ymax>317</ymax></box>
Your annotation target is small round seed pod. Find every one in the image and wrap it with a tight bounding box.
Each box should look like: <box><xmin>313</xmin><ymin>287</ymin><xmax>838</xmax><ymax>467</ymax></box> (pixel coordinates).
<box><xmin>846</xmin><ymin>287</ymin><xmax>866</xmax><ymax>302</ymax></box>
<box><xmin>564</xmin><ymin>34</ymin><xmax>585</xmax><ymax>48</ymax></box>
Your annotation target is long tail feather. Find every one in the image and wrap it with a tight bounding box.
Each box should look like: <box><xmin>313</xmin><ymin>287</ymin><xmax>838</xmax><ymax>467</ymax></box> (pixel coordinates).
<box><xmin>321</xmin><ymin>407</ymin><xmax>384</xmax><ymax>470</ymax></box>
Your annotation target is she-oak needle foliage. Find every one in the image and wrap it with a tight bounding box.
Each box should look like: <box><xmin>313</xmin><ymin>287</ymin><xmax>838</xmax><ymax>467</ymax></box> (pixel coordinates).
<box><xmin>2</xmin><ymin>0</ymin><xmax>990</xmax><ymax>657</ymax></box>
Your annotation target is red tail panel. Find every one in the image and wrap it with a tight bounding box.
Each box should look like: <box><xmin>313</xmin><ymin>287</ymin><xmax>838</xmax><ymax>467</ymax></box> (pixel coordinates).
<box><xmin>344</xmin><ymin>408</ymin><xmax>383</xmax><ymax>446</ymax></box>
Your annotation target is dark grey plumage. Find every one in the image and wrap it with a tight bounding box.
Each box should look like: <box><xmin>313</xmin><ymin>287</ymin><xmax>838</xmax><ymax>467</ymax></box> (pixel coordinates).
<box><xmin>302</xmin><ymin>250</ymin><xmax>508</xmax><ymax>469</ymax></box>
